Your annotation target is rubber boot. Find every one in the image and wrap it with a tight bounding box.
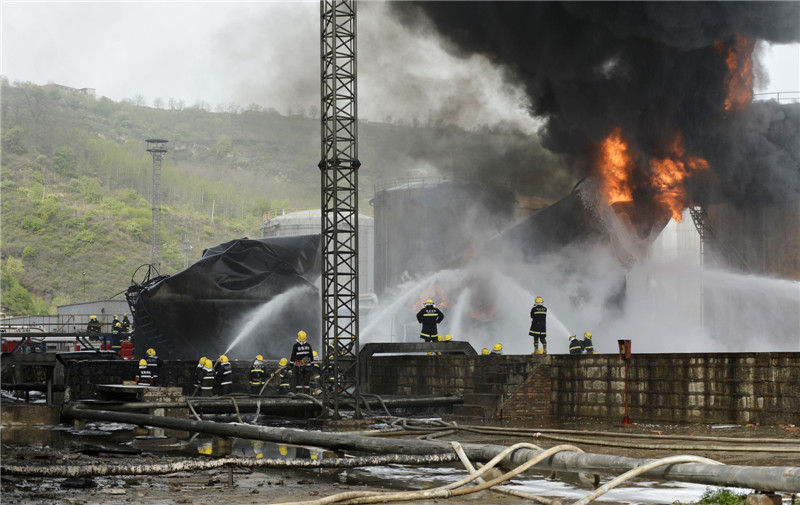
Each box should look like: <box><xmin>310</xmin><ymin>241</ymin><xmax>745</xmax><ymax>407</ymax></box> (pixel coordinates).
<box><xmin>543</xmin><ymin>344</ymin><xmax>548</xmax><ymax>356</ymax></box>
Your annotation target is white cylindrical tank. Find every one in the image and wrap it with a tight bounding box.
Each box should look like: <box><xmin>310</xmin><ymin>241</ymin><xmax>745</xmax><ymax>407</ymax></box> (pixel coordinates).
<box><xmin>262</xmin><ymin>209</ymin><xmax>375</xmax><ymax>295</ymax></box>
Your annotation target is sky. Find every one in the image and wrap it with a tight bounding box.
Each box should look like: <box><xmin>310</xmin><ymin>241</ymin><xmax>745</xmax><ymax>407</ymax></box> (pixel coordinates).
<box><xmin>1</xmin><ymin>1</ymin><xmax>797</xmax><ymax>133</ymax></box>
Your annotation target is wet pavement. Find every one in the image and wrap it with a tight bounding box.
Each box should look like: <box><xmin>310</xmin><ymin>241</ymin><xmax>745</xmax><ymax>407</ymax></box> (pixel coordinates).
<box><xmin>2</xmin><ymin>417</ymin><xmax>799</xmax><ymax>505</ymax></box>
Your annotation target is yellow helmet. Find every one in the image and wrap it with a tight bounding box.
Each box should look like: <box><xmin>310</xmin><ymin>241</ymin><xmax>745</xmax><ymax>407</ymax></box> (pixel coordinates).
<box><xmin>279</xmin><ymin>358</ymin><xmax>288</xmax><ymax>367</ymax></box>
<box><xmin>90</xmin><ymin>315</ymin><xmax>97</xmax><ymax>320</ymax></box>
<box><xmin>203</xmin><ymin>358</ymin><xmax>213</xmax><ymax>367</ymax></box>
<box><xmin>535</xmin><ymin>296</ymin><xmax>543</xmax><ymax>304</ymax></box>
<box><xmin>584</xmin><ymin>332</ymin><xmax>592</xmax><ymax>339</ymax></box>
<box><xmin>219</xmin><ymin>355</ymin><xmax>229</xmax><ymax>363</ymax></box>
<box><xmin>255</xmin><ymin>355</ymin><xmax>264</xmax><ymax>361</ymax></box>
<box><xmin>138</xmin><ymin>359</ymin><xmax>147</xmax><ymax>366</ymax></box>
<box><xmin>481</xmin><ymin>348</ymin><xmax>489</xmax><ymax>355</ymax></box>
<box><xmin>146</xmin><ymin>348</ymin><xmax>156</xmax><ymax>356</ymax></box>
<box><xmin>444</xmin><ymin>334</ymin><xmax>452</xmax><ymax>341</ymax></box>
<box><xmin>199</xmin><ymin>356</ymin><xmax>207</xmax><ymax>364</ymax></box>
<box><xmin>279</xmin><ymin>445</ymin><xmax>288</xmax><ymax>456</ymax></box>
<box><xmin>536</xmin><ymin>348</ymin><xmax>545</xmax><ymax>355</ymax></box>
<box><xmin>493</xmin><ymin>343</ymin><xmax>502</xmax><ymax>351</ymax></box>
<box><xmin>425</xmin><ymin>299</ymin><xmax>434</xmax><ymax>305</ymax></box>
<box><xmin>312</xmin><ymin>351</ymin><xmax>318</xmax><ymax>357</ymax></box>
<box><xmin>113</xmin><ymin>314</ymin><xmax>118</xmax><ymax>318</ymax></box>
<box><xmin>437</xmin><ymin>335</ymin><xmax>443</xmax><ymax>341</ymax></box>
<box><xmin>297</xmin><ymin>330</ymin><xmax>307</xmax><ymax>342</ymax></box>
<box><xmin>115</xmin><ymin>322</ymin><xmax>121</xmax><ymax>327</ymax></box>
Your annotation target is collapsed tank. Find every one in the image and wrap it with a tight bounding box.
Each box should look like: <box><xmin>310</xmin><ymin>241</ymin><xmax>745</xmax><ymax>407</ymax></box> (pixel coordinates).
<box><xmin>126</xmin><ymin>235</ymin><xmax>321</xmax><ymax>361</ymax></box>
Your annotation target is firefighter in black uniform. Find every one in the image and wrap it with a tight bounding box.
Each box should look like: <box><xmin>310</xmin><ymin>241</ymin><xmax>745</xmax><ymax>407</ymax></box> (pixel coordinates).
<box><xmin>582</xmin><ymin>332</ymin><xmax>595</xmax><ymax>354</ymax></box>
<box><xmin>200</xmin><ymin>358</ymin><xmax>215</xmax><ymax>397</ymax></box>
<box><xmin>87</xmin><ymin>315</ymin><xmax>101</xmax><ymax>333</ymax></box>
<box><xmin>193</xmin><ymin>356</ymin><xmax>208</xmax><ymax>389</ymax></box>
<box><xmin>569</xmin><ymin>335</ymin><xmax>582</xmax><ymax>355</ymax></box>
<box><xmin>135</xmin><ymin>359</ymin><xmax>153</xmax><ymax>386</ymax></box>
<box><xmin>120</xmin><ymin>314</ymin><xmax>131</xmax><ymax>332</ymax></box>
<box><xmin>111</xmin><ymin>322</ymin><xmax>123</xmax><ymax>354</ymax></box>
<box><xmin>216</xmin><ymin>355</ymin><xmax>233</xmax><ymax>395</ymax></box>
<box><xmin>290</xmin><ymin>330</ymin><xmax>313</xmax><ymax>394</ymax></box>
<box><xmin>416</xmin><ymin>299</ymin><xmax>444</xmax><ymax>342</ymax></box>
<box><xmin>272</xmin><ymin>358</ymin><xmax>293</xmax><ymax>395</ymax></box>
<box><xmin>529</xmin><ymin>296</ymin><xmax>547</xmax><ymax>355</ymax></box>
<box><xmin>145</xmin><ymin>348</ymin><xmax>162</xmax><ymax>386</ymax></box>
<box><xmin>249</xmin><ymin>355</ymin><xmax>266</xmax><ymax>394</ymax></box>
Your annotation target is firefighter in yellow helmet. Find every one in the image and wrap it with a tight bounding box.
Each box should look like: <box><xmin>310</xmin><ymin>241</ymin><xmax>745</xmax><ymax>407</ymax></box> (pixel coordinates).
<box><xmin>290</xmin><ymin>331</ymin><xmax>313</xmax><ymax>394</ymax></box>
<box><xmin>249</xmin><ymin>355</ymin><xmax>266</xmax><ymax>394</ymax></box>
<box><xmin>200</xmin><ymin>358</ymin><xmax>215</xmax><ymax>397</ymax></box>
<box><xmin>582</xmin><ymin>332</ymin><xmax>595</xmax><ymax>354</ymax></box>
<box><xmin>491</xmin><ymin>343</ymin><xmax>503</xmax><ymax>355</ymax></box>
<box><xmin>529</xmin><ymin>296</ymin><xmax>547</xmax><ymax>355</ymax></box>
<box><xmin>193</xmin><ymin>356</ymin><xmax>207</xmax><ymax>389</ymax></box>
<box><xmin>135</xmin><ymin>359</ymin><xmax>153</xmax><ymax>386</ymax></box>
<box><xmin>87</xmin><ymin>315</ymin><xmax>101</xmax><ymax>334</ymax></box>
<box><xmin>417</xmin><ymin>299</ymin><xmax>444</xmax><ymax>342</ymax></box>
<box><xmin>145</xmin><ymin>348</ymin><xmax>162</xmax><ymax>386</ymax></box>
<box><xmin>271</xmin><ymin>358</ymin><xmax>293</xmax><ymax>395</ymax></box>
<box><xmin>216</xmin><ymin>355</ymin><xmax>233</xmax><ymax>395</ymax></box>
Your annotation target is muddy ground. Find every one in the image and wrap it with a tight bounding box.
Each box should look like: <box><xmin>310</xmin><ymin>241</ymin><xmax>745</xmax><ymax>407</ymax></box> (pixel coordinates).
<box><xmin>2</xmin><ymin>419</ymin><xmax>799</xmax><ymax>505</ymax></box>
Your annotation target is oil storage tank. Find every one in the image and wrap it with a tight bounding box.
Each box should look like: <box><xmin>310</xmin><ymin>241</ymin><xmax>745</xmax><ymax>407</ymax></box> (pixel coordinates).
<box><xmin>262</xmin><ymin>209</ymin><xmax>374</xmax><ymax>295</ymax></box>
<box><xmin>371</xmin><ymin>178</ymin><xmax>515</xmax><ymax>295</ymax></box>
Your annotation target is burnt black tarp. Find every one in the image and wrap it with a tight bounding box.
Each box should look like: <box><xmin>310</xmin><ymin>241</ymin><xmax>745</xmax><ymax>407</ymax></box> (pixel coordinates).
<box><xmin>131</xmin><ymin>235</ymin><xmax>321</xmax><ymax>361</ymax></box>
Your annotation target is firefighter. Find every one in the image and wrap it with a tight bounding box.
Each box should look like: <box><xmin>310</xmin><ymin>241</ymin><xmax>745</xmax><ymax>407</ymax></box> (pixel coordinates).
<box><xmin>111</xmin><ymin>322</ymin><xmax>123</xmax><ymax>354</ymax></box>
<box><xmin>193</xmin><ymin>356</ymin><xmax>207</xmax><ymax>388</ymax></box>
<box><xmin>111</xmin><ymin>314</ymin><xmax>120</xmax><ymax>329</ymax></box>
<box><xmin>582</xmin><ymin>332</ymin><xmax>595</xmax><ymax>354</ymax></box>
<box><xmin>569</xmin><ymin>335</ymin><xmax>582</xmax><ymax>355</ymax></box>
<box><xmin>529</xmin><ymin>296</ymin><xmax>547</xmax><ymax>355</ymax></box>
<box><xmin>200</xmin><ymin>358</ymin><xmax>215</xmax><ymax>396</ymax></box>
<box><xmin>216</xmin><ymin>355</ymin><xmax>233</xmax><ymax>395</ymax></box>
<box><xmin>290</xmin><ymin>330</ymin><xmax>313</xmax><ymax>394</ymax></box>
<box><xmin>310</xmin><ymin>351</ymin><xmax>322</xmax><ymax>391</ymax></box>
<box><xmin>120</xmin><ymin>314</ymin><xmax>131</xmax><ymax>332</ymax></box>
<box><xmin>145</xmin><ymin>348</ymin><xmax>162</xmax><ymax>386</ymax></box>
<box><xmin>416</xmin><ymin>299</ymin><xmax>444</xmax><ymax>342</ymax></box>
<box><xmin>491</xmin><ymin>343</ymin><xmax>503</xmax><ymax>355</ymax></box>
<box><xmin>249</xmin><ymin>355</ymin><xmax>266</xmax><ymax>394</ymax></box>
<box><xmin>135</xmin><ymin>359</ymin><xmax>153</xmax><ymax>386</ymax></box>
<box><xmin>87</xmin><ymin>315</ymin><xmax>101</xmax><ymax>334</ymax></box>
<box><xmin>271</xmin><ymin>358</ymin><xmax>292</xmax><ymax>395</ymax></box>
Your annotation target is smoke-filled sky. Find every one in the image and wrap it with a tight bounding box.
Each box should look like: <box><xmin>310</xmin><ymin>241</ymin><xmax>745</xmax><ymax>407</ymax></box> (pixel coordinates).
<box><xmin>1</xmin><ymin>1</ymin><xmax>797</xmax><ymax>134</ymax></box>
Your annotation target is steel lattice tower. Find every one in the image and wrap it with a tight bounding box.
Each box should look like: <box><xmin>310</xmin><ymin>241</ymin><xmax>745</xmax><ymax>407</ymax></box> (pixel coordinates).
<box><xmin>146</xmin><ymin>139</ymin><xmax>168</xmax><ymax>271</ymax></box>
<box><xmin>319</xmin><ymin>0</ymin><xmax>361</xmax><ymax>418</ymax></box>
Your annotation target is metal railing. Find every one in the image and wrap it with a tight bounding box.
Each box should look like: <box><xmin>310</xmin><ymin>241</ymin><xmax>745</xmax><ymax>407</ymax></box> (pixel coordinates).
<box><xmin>752</xmin><ymin>91</ymin><xmax>799</xmax><ymax>104</ymax></box>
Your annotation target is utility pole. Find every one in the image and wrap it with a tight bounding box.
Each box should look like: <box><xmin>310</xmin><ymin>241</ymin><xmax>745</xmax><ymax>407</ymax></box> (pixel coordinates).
<box><xmin>319</xmin><ymin>0</ymin><xmax>361</xmax><ymax>418</ymax></box>
<box><xmin>146</xmin><ymin>139</ymin><xmax>168</xmax><ymax>271</ymax></box>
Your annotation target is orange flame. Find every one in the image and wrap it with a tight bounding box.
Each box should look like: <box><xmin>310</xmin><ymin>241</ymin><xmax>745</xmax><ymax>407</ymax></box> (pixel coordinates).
<box><xmin>716</xmin><ymin>34</ymin><xmax>755</xmax><ymax>111</ymax></box>
<box><xmin>596</xmin><ymin>128</ymin><xmax>709</xmax><ymax>223</ymax></box>
<box><xmin>648</xmin><ymin>131</ymin><xmax>709</xmax><ymax>222</ymax></box>
<box><xmin>597</xmin><ymin>127</ymin><xmax>635</xmax><ymax>206</ymax></box>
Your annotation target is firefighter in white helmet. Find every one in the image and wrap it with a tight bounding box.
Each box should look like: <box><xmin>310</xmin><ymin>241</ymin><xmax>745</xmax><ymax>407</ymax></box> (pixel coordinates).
<box><xmin>529</xmin><ymin>296</ymin><xmax>547</xmax><ymax>355</ymax></box>
<box><xmin>416</xmin><ymin>299</ymin><xmax>444</xmax><ymax>342</ymax></box>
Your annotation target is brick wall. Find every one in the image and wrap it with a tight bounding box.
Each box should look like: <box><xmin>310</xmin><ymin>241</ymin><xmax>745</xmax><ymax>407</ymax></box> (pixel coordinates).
<box><xmin>551</xmin><ymin>353</ymin><xmax>800</xmax><ymax>425</ymax></box>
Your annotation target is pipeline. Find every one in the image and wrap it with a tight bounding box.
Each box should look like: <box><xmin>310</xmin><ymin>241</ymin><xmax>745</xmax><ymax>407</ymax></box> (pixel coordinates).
<box><xmin>1</xmin><ymin>453</ymin><xmax>460</xmax><ymax>478</ymax></box>
<box><xmin>60</xmin><ymin>404</ymin><xmax>800</xmax><ymax>492</ymax></box>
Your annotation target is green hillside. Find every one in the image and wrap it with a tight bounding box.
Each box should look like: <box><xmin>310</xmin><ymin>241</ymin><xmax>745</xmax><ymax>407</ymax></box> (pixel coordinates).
<box><xmin>0</xmin><ymin>78</ymin><xmax>572</xmax><ymax>315</ymax></box>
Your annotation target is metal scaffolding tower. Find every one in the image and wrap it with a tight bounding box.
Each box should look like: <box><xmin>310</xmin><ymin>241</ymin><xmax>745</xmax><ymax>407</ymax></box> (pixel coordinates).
<box><xmin>146</xmin><ymin>139</ymin><xmax>168</xmax><ymax>271</ymax></box>
<box><xmin>319</xmin><ymin>0</ymin><xmax>361</xmax><ymax>418</ymax></box>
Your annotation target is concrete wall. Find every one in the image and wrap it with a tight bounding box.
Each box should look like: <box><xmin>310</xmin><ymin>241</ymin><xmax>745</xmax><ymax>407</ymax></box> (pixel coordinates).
<box><xmin>551</xmin><ymin>353</ymin><xmax>800</xmax><ymax>425</ymax></box>
<box><xmin>367</xmin><ymin>353</ymin><xmax>800</xmax><ymax>426</ymax></box>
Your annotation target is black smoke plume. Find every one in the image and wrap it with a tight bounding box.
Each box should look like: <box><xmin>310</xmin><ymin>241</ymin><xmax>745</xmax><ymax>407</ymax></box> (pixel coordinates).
<box><xmin>392</xmin><ymin>2</ymin><xmax>800</xmax><ymax>205</ymax></box>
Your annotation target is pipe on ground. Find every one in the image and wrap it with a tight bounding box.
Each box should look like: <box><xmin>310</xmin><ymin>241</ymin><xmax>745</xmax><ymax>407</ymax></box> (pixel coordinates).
<box><xmin>61</xmin><ymin>405</ymin><xmax>800</xmax><ymax>493</ymax></box>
